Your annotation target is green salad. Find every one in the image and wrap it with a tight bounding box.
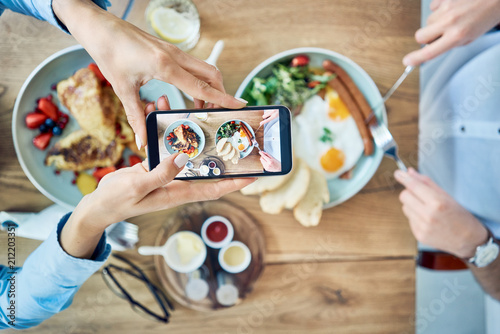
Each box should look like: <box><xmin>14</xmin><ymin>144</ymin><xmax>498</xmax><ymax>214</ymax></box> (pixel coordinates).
<box><xmin>241</xmin><ymin>55</ymin><xmax>335</xmax><ymax>111</ymax></box>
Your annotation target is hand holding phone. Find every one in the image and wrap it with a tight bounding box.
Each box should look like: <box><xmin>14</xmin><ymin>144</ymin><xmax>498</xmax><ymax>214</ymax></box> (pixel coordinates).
<box><xmin>146</xmin><ymin>106</ymin><xmax>292</xmax><ymax>179</ymax></box>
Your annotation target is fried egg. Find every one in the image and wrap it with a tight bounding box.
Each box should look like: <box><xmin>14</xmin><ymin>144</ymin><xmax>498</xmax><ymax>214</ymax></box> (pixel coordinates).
<box><xmin>230</xmin><ymin>128</ymin><xmax>250</xmax><ymax>152</ymax></box>
<box><xmin>293</xmin><ymin>88</ymin><xmax>364</xmax><ymax>179</ymax></box>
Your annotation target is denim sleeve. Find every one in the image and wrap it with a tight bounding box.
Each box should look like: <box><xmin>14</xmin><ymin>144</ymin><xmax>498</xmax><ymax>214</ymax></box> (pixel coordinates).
<box><xmin>0</xmin><ymin>212</ymin><xmax>111</xmax><ymax>329</ymax></box>
<box><xmin>0</xmin><ymin>0</ymin><xmax>110</xmax><ymax>32</ymax></box>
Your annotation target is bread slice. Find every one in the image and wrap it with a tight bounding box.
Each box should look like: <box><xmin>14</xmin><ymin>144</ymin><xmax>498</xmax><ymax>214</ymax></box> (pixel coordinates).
<box><xmin>218</xmin><ymin>142</ymin><xmax>232</xmax><ymax>156</ymax></box>
<box><xmin>259</xmin><ymin>159</ymin><xmax>311</xmax><ymax>214</ymax></box>
<box><xmin>216</xmin><ymin>138</ymin><xmax>228</xmax><ymax>153</ymax></box>
<box><xmin>240</xmin><ymin>173</ymin><xmax>292</xmax><ymax>195</ymax></box>
<box><xmin>223</xmin><ymin>147</ymin><xmax>237</xmax><ymax>161</ymax></box>
<box><xmin>293</xmin><ymin>168</ymin><xmax>330</xmax><ymax>227</ymax></box>
<box><xmin>231</xmin><ymin>150</ymin><xmax>240</xmax><ymax>164</ymax></box>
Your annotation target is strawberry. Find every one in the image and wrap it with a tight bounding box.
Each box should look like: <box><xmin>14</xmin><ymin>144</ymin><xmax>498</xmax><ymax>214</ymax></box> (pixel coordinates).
<box><xmin>93</xmin><ymin>166</ymin><xmax>116</xmax><ymax>182</ymax></box>
<box><xmin>38</xmin><ymin>98</ymin><xmax>58</xmax><ymax>121</ymax></box>
<box><xmin>129</xmin><ymin>155</ymin><xmax>142</xmax><ymax>166</ymax></box>
<box><xmin>33</xmin><ymin>133</ymin><xmax>52</xmax><ymax>150</ymax></box>
<box><xmin>25</xmin><ymin>112</ymin><xmax>48</xmax><ymax>129</ymax></box>
<box><xmin>291</xmin><ymin>55</ymin><xmax>309</xmax><ymax>67</ymax></box>
<box><xmin>88</xmin><ymin>63</ymin><xmax>108</xmax><ymax>84</ymax></box>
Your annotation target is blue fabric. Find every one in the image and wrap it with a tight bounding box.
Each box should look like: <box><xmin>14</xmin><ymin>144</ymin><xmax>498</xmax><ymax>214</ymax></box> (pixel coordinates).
<box><xmin>419</xmin><ymin>31</ymin><xmax>500</xmax><ymax>237</ymax></box>
<box><xmin>0</xmin><ymin>213</ymin><xmax>111</xmax><ymax>329</ymax></box>
<box><xmin>0</xmin><ymin>0</ymin><xmax>110</xmax><ymax>32</ymax></box>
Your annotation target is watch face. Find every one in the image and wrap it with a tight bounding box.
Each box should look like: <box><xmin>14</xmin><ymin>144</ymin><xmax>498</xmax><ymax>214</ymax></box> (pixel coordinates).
<box><xmin>476</xmin><ymin>242</ymin><xmax>500</xmax><ymax>268</ymax></box>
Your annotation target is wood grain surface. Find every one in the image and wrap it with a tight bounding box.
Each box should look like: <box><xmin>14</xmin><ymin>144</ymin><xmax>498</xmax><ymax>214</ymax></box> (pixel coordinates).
<box><xmin>0</xmin><ymin>0</ymin><xmax>420</xmax><ymax>333</ymax></box>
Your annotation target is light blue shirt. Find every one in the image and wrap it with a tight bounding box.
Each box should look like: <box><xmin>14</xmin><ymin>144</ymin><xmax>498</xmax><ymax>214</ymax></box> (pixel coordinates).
<box><xmin>0</xmin><ymin>214</ymin><xmax>111</xmax><ymax>329</ymax></box>
<box><xmin>0</xmin><ymin>0</ymin><xmax>109</xmax><ymax>32</ymax></box>
<box><xmin>419</xmin><ymin>31</ymin><xmax>500</xmax><ymax>237</ymax></box>
<box><xmin>0</xmin><ymin>0</ymin><xmax>112</xmax><ymax>329</ymax></box>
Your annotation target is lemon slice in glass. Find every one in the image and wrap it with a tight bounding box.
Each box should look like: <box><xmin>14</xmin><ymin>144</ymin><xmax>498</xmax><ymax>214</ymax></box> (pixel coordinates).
<box><xmin>150</xmin><ymin>7</ymin><xmax>194</xmax><ymax>44</ymax></box>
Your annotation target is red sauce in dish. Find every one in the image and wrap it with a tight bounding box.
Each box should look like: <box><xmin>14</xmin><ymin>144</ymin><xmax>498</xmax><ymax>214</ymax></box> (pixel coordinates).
<box><xmin>206</xmin><ymin>221</ymin><xmax>228</xmax><ymax>242</ymax></box>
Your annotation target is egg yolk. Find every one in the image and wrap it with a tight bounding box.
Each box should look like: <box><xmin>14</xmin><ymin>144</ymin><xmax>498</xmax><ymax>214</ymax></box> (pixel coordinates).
<box><xmin>238</xmin><ymin>143</ymin><xmax>245</xmax><ymax>151</ymax></box>
<box><xmin>326</xmin><ymin>87</ymin><xmax>350</xmax><ymax>122</ymax></box>
<box><xmin>240</xmin><ymin>130</ymin><xmax>246</xmax><ymax>137</ymax></box>
<box><xmin>320</xmin><ymin>148</ymin><xmax>345</xmax><ymax>172</ymax></box>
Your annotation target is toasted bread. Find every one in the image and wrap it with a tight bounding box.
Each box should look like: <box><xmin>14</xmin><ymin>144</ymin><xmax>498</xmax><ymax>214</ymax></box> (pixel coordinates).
<box><xmin>231</xmin><ymin>150</ymin><xmax>240</xmax><ymax>164</ymax></box>
<box><xmin>259</xmin><ymin>159</ymin><xmax>311</xmax><ymax>214</ymax></box>
<box><xmin>240</xmin><ymin>172</ymin><xmax>292</xmax><ymax>195</ymax></box>
<box><xmin>218</xmin><ymin>142</ymin><xmax>232</xmax><ymax>156</ymax></box>
<box><xmin>45</xmin><ymin>130</ymin><xmax>124</xmax><ymax>171</ymax></box>
<box><xmin>216</xmin><ymin>138</ymin><xmax>228</xmax><ymax>153</ymax></box>
<box><xmin>57</xmin><ymin>68</ymin><xmax>117</xmax><ymax>144</ymax></box>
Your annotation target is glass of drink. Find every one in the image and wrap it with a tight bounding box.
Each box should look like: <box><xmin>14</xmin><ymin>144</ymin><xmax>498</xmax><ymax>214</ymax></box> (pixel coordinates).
<box><xmin>145</xmin><ymin>0</ymin><xmax>201</xmax><ymax>51</ymax></box>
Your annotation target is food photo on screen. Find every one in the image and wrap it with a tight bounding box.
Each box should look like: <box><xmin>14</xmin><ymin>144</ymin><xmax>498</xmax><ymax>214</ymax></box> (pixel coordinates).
<box><xmin>156</xmin><ymin>109</ymin><xmax>282</xmax><ymax>178</ymax></box>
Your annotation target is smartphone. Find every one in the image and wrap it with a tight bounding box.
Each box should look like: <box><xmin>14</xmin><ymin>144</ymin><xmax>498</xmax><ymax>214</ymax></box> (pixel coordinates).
<box><xmin>146</xmin><ymin>105</ymin><xmax>292</xmax><ymax>180</ymax></box>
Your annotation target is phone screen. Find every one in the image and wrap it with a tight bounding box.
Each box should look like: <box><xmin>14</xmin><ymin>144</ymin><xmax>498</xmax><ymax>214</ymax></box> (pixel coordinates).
<box><xmin>146</xmin><ymin>106</ymin><xmax>292</xmax><ymax>179</ymax></box>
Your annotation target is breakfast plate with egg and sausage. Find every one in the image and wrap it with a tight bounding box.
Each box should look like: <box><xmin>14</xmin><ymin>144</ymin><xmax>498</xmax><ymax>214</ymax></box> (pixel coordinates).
<box><xmin>236</xmin><ymin>47</ymin><xmax>386</xmax><ymax>227</ymax></box>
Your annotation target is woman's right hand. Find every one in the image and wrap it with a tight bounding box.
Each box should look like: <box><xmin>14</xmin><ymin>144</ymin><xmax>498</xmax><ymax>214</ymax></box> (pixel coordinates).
<box><xmin>52</xmin><ymin>0</ymin><xmax>248</xmax><ymax>148</ymax></box>
<box><xmin>403</xmin><ymin>0</ymin><xmax>500</xmax><ymax>66</ymax></box>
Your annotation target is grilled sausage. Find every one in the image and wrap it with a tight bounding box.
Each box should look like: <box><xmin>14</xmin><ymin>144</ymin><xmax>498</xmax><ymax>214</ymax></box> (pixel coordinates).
<box><xmin>328</xmin><ymin>77</ymin><xmax>374</xmax><ymax>155</ymax></box>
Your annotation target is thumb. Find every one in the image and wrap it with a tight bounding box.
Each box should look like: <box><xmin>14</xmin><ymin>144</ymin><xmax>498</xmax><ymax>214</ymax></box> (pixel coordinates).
<box><xmin>141</xmin><ymin>153</ymin><xmax>190</xmax><ymax>193</ymax></box>
<box><xmin>116</xmin><ymin>86</ymin><xmax>148</xmax><ymax>149</ymax></box>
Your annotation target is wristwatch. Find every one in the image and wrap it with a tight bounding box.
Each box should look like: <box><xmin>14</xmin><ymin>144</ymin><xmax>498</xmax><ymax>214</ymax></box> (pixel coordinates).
<box><xmin>468</xmin><ymin>232</ymin><xmax>500</xmax><ymax>268</ymax></box>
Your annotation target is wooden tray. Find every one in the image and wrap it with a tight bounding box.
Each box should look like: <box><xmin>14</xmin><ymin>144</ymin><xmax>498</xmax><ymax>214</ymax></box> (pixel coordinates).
<box><xmin>154</xmin><ymin>200</ymin><xmax>265</xmax><ymax>311</ymax></box>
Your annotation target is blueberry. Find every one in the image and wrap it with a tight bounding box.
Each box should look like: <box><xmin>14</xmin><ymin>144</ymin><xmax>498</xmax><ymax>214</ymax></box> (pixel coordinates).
<box><xmin>52</xmin><ymin>126</ymin><xmax>62</xmax><ymax>136</ymax></box>
<box><xmin>39</xmin><ymin>124</ymin><xmax>49</xmax><ymax>133</ymax></box>
<box><xmin>44</xmin><ymin>119</ymin><xmax>55</xmax><ymax>128</ymax></box>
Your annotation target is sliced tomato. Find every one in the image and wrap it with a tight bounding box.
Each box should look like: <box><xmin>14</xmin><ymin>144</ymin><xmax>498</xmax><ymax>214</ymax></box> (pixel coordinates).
<box><xmin>38</xmin><ymin>98</ymin><xmax>58</xmax><ymax>121</ymax></box>
<box><xmin>93</xmin><ymin>166</ymin><xmax>117</xmax><ymax>182</ymax></box>
<box><xmin>88</xmin><ymin>63</ymin><xmax>106</xmax><ymax>82</ymax></box>
<box><xmin>291</xmin><ymin>55</ymin><xmax>309</xmax><ymax>67</ymax></box>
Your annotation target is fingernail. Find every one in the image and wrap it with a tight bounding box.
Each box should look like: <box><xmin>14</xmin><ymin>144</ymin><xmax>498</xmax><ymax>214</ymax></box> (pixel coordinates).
<box><xmin>402</xmin><ymin>56</ymin><xmax>413</xmax><ymax>67</ymax></box>
<box><xmin>135</xmin><ymin>134</ymin><xmax>142</xmax><ymax>150</ymax></box>
<box><xmin>174</xmin><ymin>153</ymin><xmax>189</xmax><ymax>168</ymax></box>
<box><xmin>394</xmin><ymin>169</ymin><xmax>407</xmax><ymax>179</ymax></box>
<box><xmin>235</xmin><ymin>97</ymin><xmax>248</xmax><ymax>104</ymax></box>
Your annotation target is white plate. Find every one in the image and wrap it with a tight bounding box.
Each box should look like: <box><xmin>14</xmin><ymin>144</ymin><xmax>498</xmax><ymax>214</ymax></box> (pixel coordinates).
<box><xmin>163</xmin><ymin>119</ymin><xmax>205</xmax><ymax>159</ymax></box>
<box><xmin>235</xmin><ymin>47</ymin><xmax>387</xmax><ymax>208</ymax></box>
<box><xmin>215</xmin><ymin>119</ymin><xmax>255</xmax><ymax>159</ymax></box>
<box><xmin>12</xmin><ymin>45</ymin><xmax>186</xmax><ymax>209</ymax></box>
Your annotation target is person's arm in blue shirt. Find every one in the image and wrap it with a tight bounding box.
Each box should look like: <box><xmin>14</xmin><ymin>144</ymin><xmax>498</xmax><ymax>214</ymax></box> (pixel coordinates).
<box><xmin>0</xmin><ymin>99</ymin><xmax>254</xmax><ymax>329</ymax></box>
<box><xmin>0</xmin><ymin>213</ymin><xmax>111</xmax><ymax>329</ymax></box>
<box><xmin>0</xmin><ymin>0</ymin><xmax>109</xmax><ymax>32</ymax></box>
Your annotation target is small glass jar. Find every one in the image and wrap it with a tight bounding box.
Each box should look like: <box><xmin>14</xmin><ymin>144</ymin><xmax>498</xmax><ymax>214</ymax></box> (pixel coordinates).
<box><xmin>145</xmin><ymin>0</ymin><xmax>201</xmax><ymax>51</ymax></box>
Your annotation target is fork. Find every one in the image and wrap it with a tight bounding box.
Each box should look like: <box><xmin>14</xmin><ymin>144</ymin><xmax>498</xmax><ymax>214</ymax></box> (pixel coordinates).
<box><xmin>251</xmin><ymin>137</ymin><xmax>262</xmax><ymax>152</ymax></box>
<box><xmin>369</xmin><ymin>121</ymin><xmax>407</xmax><ymax>171</ymax></box>
<box><xmin>106</xmin><ymin>221</ymin><xmax>139</xmax><ymax>249</ymax></box>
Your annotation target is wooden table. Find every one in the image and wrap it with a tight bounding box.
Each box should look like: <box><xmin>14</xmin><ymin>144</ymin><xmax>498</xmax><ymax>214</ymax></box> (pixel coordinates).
<box><xmin>0</xmin><ymin>0</ymin><xmax>420</xmax><ymax>333</ymax></box>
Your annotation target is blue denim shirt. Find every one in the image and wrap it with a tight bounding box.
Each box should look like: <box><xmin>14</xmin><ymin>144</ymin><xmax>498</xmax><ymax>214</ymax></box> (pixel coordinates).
<box><xmin>419</xmin><ymin>31</ymin><xmax>500</xmax><ymax>237</ymax></box>
<box><xmin>0</xmin><ymin>214</ymin><xmax>111</xmax><ymax>329</ymax></box>
<box><xmin>0</xmin><ymin>0</ymin><xmax>109</xmax><ymax>32</ymax></box>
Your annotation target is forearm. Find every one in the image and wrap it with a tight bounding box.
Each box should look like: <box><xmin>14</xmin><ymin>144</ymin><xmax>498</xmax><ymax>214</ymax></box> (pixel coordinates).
<box><xmin>0</xmin><ymin>214</ymin><xmax>111</xmax><ymax>329</ymax></box>
<box><xmin>60</xmin><ymin>197</ymin><xmax>108</xmax><ymax>259</ymax></box>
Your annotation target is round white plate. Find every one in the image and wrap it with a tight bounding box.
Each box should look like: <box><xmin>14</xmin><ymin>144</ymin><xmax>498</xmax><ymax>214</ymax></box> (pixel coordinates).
<box><xmin>235</xmin><ymin>47</ymin><xmax>387</xmax><ymax>208</ymax></box>
<box><xmin>215</xmin><ymin>119</ymin><xmax>255</xmax><ymax>159</ymax></box>
<box><xmin>163</xmin><ymin>119</ymin><xmax>205</xmax><ymax>159</ymax></box>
